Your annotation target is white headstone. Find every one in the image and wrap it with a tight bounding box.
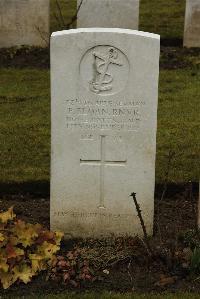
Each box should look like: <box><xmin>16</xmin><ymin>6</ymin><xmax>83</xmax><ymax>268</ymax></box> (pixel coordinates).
<box><xmin>184</xmin><ymin>0</ymin><xmax>200</xmax><ymax>48</ymax></box>
<box><xmin>51</xmin><ymin>28</ymin><xmax>160</xmax><ymax>238</ymax></box>
<box><xmin>0</xmin><ymin>0</ymin><xmax>49</xmax><ymax>48</ymax></box>
<box><xmin>77</xmin><ymin>0</ymin><xmax>139</xmax><ymax>30</ymax></box>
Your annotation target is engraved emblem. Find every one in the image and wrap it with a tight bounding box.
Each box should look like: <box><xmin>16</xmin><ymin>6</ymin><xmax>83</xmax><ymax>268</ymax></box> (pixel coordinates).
<box><xmin>89</xmin><ymin>47</ymin><xmax>123</xmax><ymax>94</ymax></box>
<box><xmin>80</xmin><ymin>45</ymin><xmax>129</xmax><ymax>96</ymax></box>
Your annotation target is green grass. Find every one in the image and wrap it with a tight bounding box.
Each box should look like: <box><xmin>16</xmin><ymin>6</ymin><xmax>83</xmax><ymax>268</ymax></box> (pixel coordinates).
<box><xmin>0</xmin><ymin>69</ymin><xmax>50</xmax><ymax>182</ymax></box>
<box><xmin>7</xmin><ymin>292</ymin><xmax>200</xmax><ymax>299</ymax></box>
<box><xmin>0</xmin><ymin>66</ymin><xmax>199</xmax><ymax>184</ymax></box>
<box><xmin>157</xmin><ymin>68</ymin><xmax>200</xmax><ymax>183</ymax></box>
<box><xmin>140</xmin><ymin>0</ymin><xmax>185</xmax><ymax>40</ymax></box>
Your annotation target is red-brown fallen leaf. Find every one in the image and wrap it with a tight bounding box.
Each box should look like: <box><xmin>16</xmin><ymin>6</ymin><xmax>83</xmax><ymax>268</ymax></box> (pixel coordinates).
<box><xmin>85</xmin><ymin>274</ymin><xmax>92</xmax><ymax>280</ymax></box>
<box><xmin>57</xmin><ymin>260</ymin><xmax>70</xmax><ymax>268</ymax></box>
<box><xmin>155</xmin><ymin>275</ymin><xmax>177</xmax><ymax>287</ymax></box>
<box><xmin>36</xmin><ymin>231</ymin><xmax>56</xmax><ymax>245</ymax></box>
<box><xmin>63</xmin><ymin>272</ymin><xmax>70</xmax><ymax>282</ymax></box>
<box><xmin>6</xmin><ymin>243</ymin><xmax>16</xmax><ymax>259</ymax></box>
<box><xmin>6</xmin><ymin>244</ymin><xmax>24</xmax><ymax>259</ymax></box>
<box><xmin>57</xmin><ymin>255</ymin><xmax>65</xmax><ymax>261</ymax></box>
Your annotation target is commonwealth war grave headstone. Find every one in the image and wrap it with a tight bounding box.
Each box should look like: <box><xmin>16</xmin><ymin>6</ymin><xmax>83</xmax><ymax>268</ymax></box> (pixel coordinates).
<box><xmin>0</xmin><ymin>0</ymin><xmax>49</xmax><ymax>48</ymax></box>
<box><xmin>51</xmin><ymin>28</ymin><xmax>160</xmax><ymax>238</ymax></box>
<box><xmin>77</xmin><ymin>0</ymin><xmax>140</xmax><ymax>30</ymax></box>
<box><xmin>184</xmin><ymin>0</ymin><xmax>200</xmax><ymax>48</ymax></box>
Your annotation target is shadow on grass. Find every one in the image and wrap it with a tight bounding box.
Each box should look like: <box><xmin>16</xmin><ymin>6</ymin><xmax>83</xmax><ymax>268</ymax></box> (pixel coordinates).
<box><xmin>0</xmin><ymin>180</ymin><xmax>50</xmax><ymax>198</ymax></box>
<box><xmin>161</xmin><ymin>37</ymin><xmax>183</xmax><ymax>47</ymax></box>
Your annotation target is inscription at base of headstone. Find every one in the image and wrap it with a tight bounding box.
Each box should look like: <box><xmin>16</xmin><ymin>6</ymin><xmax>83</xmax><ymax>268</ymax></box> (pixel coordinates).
<box><xmin>0</xmin><ymin>0</ymin><xmax>49</xmax><ymax>48</ymax></box>
<box><xmin>77</xmin><ymin>0</ymin><xmax>140</xmax><ymax>30</ymax></box>
<box><xmin>184</xmin><ymin>0</ymin><xmax>200</xmax><ymax>48</ymax></box>
<box><xmin>51</xmin><ymin>28</ymin><xmax>160</xmax><ymax>238</ymax></box>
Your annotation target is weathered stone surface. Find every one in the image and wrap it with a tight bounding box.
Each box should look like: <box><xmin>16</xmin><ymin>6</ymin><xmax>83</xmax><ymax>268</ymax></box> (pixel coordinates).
<box><xmin>51</xmin><ymin>28</ymin><xmax>160</xmax><ymax>238</ymax></box>
<box><xmin>77</xmin><ymin>0</ymin><xmax>139</xmax><ymax>30</ymax></box>
<box><xmin>0</xmin><ymin>0</ymin><xmax>49</xmax><ymax>48</ymax></box>
<box><xmin>184</xmin><ymin>0</ymin><xmax>200</xmax><ymax>48</ymax></box>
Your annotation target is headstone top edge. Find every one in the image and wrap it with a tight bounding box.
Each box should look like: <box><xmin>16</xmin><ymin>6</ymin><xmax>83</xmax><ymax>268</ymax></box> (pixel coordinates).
<box><xmin>51</xmin><ymin>28</ymin><xmax>160</xmax><ymax>40</ymax></box>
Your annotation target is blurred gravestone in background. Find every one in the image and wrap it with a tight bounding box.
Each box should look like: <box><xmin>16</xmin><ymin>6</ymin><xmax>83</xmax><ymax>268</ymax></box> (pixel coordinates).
<box><xmin>0</xmin><ymin>0</ymin><xmax>49</xmax><ymax>48</ymax></box>
<box><xmin>77</xmin><ymin>0</ymin><xmax>139</xmax><ymax>30</ymax></box>
<box><xmin>184</xmin><ymin>0</ymin><xmax>200</xmax><ymax>47</ymax></box>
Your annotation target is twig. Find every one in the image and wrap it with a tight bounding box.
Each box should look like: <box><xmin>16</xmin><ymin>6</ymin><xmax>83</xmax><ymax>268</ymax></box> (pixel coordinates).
<box><xmin>108</xmin><ymin>255</ymin><xmax>133</xmax><ymax>267</ymax></box>
<box><xmin>138</xmin><ymin>236</ymin><xmax>152</xmax><ymax>257</ymax></box>
<box><xmin>130</xmin><ymin>192</ymin><xmax>153</xmax><ymax>256</ymax></box>
<box><xmin>77</xmin><ymin>0</ymin><xmax>84</xmax><ymax>17</ymax></box>
<box><xmin>193</xmin><ymin>276</ymin><xmax>200</xmax><ymax>282</ymax></box>
<box><xmin>54</xmin><ymin>0</ymin><xmax>84</xmax><ymax>30</ymax></box>
<box><xmin>35</xmin><ymin>26</ymin><xmax>49</xmax><ymax>47</ymax></box>
<box><xmin>55</xmin><ymin>0</ymin><xmax>66</xmax><ymax>28</ymax></box>
<box><xmin>127</xmin><ymin>259</ymin><xmax>135</xmax><ymax>291</ymax></box>
<box><xmin>65</xmin><ymin>0</ymin><xmax>84</xmax><ymax>29</ymax></box>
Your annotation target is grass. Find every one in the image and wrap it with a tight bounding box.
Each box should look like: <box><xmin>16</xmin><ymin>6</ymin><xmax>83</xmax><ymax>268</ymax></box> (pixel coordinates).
<box><xmin>0</xmin><ymin>65</ymin><xmax>199</xmax><ymax>184</ymax></box>
<box><xmin>140</xmin><ymin>0</ymin><xmax>185</xmax><ymax>40</ymax></box>
<box><xmin>157</xmin><ymin>68</ymin><xmax>200</xmax><ymax>183</ymax></box>
<box><xmin>0</xmin><ymin>69</ymin><xmax>50</xmax><ymax>182</ymax></box>
<box><xmin>7</xmin><ymin>292</ymin><xmax>200</xmax><ymax>299</ymax></box>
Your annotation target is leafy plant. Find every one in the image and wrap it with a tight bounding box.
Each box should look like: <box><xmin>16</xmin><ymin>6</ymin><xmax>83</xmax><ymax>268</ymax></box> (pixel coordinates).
<box><xmin>179</xmin><ymin>229</ymin><xmax>200</xmax><ymax>249</ymax></box>
<box><xmin>0</xmin><ymin>207</ymin><xmax>63</xmax><ymax>289</ymax></box>
<box><xmin>190</xmin><ymin>247</ymin><xmax>200</xmax><ymax>274</ymax></box>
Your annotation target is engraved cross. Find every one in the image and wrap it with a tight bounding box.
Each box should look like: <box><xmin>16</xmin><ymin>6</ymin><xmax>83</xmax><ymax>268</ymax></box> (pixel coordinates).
<box><xmin>80</xmin><ymin>135</ymin><xmax>127</xmax><ymax>209</ymax></box>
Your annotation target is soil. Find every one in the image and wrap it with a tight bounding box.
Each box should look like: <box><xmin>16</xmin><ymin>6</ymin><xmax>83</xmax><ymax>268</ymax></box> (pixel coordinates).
<box><xmin>0</xmin><ymin>185</ymin><xmax>200</xmax><ymax>296</ymax></box>
<box><xmin>160</xmin><ymin>47</ymin><xmax>200</xmax><ymax>70</ymax></box>
<box><xmin>1</xmin><ymin>44</ymin><xmax>200</xmax><ymax>70</ymax></box>
<box><xmin>0</xmin><ymin>47</ymin><xmax>49</xmax><ymax>69</ymax></box>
